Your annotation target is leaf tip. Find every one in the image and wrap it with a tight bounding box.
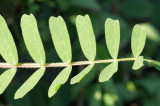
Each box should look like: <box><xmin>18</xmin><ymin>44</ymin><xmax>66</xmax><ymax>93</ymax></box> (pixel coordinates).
<box><xmin>29</xmin><ymin>13</ymin><xmax>34</xmax><ymax>16</ymax></box>
<box><xmin>14</xmin><ymin>93</ymin><xmax>23</xmax><ymax>100</ymax></box>
<box><xmin>21</xmin><ymin>14</ymin><xmax>29</xmax><ymax>18</ymax></box>
<box><xmin>84</xmin><ymin>14</ymin><xmax>89</xmax><ymax>18</ymax></box>
<box><xmin>48</xmin><ymin>90</ymin><xmax>56</xmax><ymax>98</ymax></box>
<box><xmin>70</xmin><ymin>79</ymin><xmax>77</xmax><ymax>85</ymax></box>
<box><xmin>57</xmin><ymin>15</ymin><xmax>62</xmax><ymax>19</ymax></box>
<box><xmin>76</xmin><ymin>15</ymin><xmax>83</xmax><ymax>21</ymax></box>
<box><xmin>98</xmin><ymin>78</ymin><xmax>103</xmax><ymax>82</ymax></box>
<box><xmin>0</xmin><ymin>91</ymin><xmax>4</xmax><ymax>95</ymax></box>
<box><xmin>70</xmin><ymin>80</ymin><xmax>74</xmax><ymax>85</ymax></box>
<box><xmin>0</xmin><ymin>14</ymin><xmax>3</xmax><ymax>19</ymax></box>
<box><xmin>151</xmin><ymin>60</ymin><xmax>160</xmax><ymax>71</ymax></box>
<box><xmin>98</xmin><ymin>78</ymin><xmax>107</xmax><ymax>83</ymax></box>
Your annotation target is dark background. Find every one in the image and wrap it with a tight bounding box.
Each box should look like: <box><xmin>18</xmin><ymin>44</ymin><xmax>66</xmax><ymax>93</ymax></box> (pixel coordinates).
<box><xmin>0</xmin><ymin>0</ymin><xmax>160</xmax><ymax>106</ymax></box>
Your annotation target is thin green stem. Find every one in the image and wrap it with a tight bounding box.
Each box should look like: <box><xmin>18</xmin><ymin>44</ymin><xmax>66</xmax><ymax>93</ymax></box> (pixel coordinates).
<box><xmin>143</xmin><ymin>59</ymin><xmax>152</xmax><ymax>62</ymax></box>
<box><xmin>0</xmin><ymin>57</ymin><xmax>152</xmax><ymax>69</ymax></box>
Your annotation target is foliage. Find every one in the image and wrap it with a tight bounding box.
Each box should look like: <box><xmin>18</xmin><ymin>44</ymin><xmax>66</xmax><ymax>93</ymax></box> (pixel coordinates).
<box><xmin>0</xmin><ymin>13</ymin><xmax>160</xmax><ymax>100</ymax></box>
<box><xmin>1</xmin><ymin>0</ymin><xmax>160</xmax><ymax>105</ymax></box>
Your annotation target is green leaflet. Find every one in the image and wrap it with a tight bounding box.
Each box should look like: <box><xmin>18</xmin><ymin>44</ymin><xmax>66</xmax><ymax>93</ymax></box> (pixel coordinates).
<box><xmin>0</xmin><ymin>15</ymin><xmax>18</xmax><ymax>65</ymax></box>
<box><xmin>132</xmin><ymin>56</ymin><xmax>144</xmax><ymax>70</ymax></box>
<box><xmin>0</xmin><ymin>68</ymin><xmax>17</xmax><ymax>94</ymax></box>
<box><xmin>48</xmin><ymin>66</ymin><xmax>72</xmax><ymax>98</ymax></box>
<box><xmin>105</xmin><ymin>18</ymin><xmax>120</xmax><ymax>59</ymax></box>
<box><xmin>14</xmin><ymin>67</ymin><xmax>45</xmax><ymax>99</ymax></box>
<box><xmin>70</xmin><ymin>64</ymin><xmax>94</xmax><ymax>84</ymax></box>
<box><xmin>151</xmin><ymin>60</ymin><xmax>160</xmax><ymax>71</ymax></box>
<box><xmin>21</xmin><ymin>14</ymin><xmax>46</xmax><ymax>65</ymax></box>
<box><xmin>99</xmin><ymin>61</ymin><xmax>118</xmax><ymax>82</ymax></box>
<box><xmin>76</xmin><ymin>15</ymin><xmax>96</xmax><ymax>60</ymax></box>
<box><xmin>131</xmin><ymin>24</ymin><xmax>146</xmax><ymax>57</ymax></box>
<box><xmin>49</xmin><ymin>16</ymin><xmax>72</xmax><ymax>63</ymax></box>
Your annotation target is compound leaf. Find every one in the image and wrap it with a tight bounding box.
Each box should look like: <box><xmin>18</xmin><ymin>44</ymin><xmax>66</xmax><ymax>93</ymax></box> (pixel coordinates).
<box><xmin>14</xmin><ymin>67</ymin><xmax>45</xmax><ymax>99</ymax></box>
<box><xmin>76</xmin><ymin>15</ymin><xmax>96</xmax><ymax>60</ymax></box>
<box><xmin>105</xmin><ymin>18</ymin><xmax>120</xmax><ymax>59</ymax></box>
<box><xmin>21</xmin><ymin>14</ymin><xmax>46</xmax><ymax>65</ymax></box>
<box><xmin>48</xmin><ymin>66</ymin><xmax>72</xmax><ymax>98</ymax></box>
<box><xmin>99</xmin><ymin>61</ymin><xmax>118</xmax><ymax>82</ymax></box>
<box><xmin>70</xmin><ymin>64</ymin><xmax>94</xmax><ymax>84</ymax></box>
<box><xmin>131</xmin><ymin>24</ymin><xmax>146</xmax><ymax>57</ymax></box>
<box><xmin>0</xmin><ymin>15</ymin><xmax>18</xmax><ymax>65</ymax></box>
<box><xmin>0</xmin><ymin>68</ymin><xmax>17</xmax><ymax>94</ymax></box>
<box><xmin>49</xmin><ymin>16</ymin><xmax>72</xmax><ymax>63</ymax></box>
<box><xmin>132</xmin><ymin>56</ymin><xmax>144</xmax><ymax>70</ymax></box>
<box><xmin>151</xmin><ymin>60</ymin><xmax>160</xmax><ymax>71</ymax></box>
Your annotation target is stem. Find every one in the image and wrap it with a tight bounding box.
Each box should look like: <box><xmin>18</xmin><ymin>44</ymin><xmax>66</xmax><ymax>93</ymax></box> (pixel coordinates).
<box><xmin>0</xmin><ymin>58</ymin><xmax>151</xmax><ymax>69</ymax></box>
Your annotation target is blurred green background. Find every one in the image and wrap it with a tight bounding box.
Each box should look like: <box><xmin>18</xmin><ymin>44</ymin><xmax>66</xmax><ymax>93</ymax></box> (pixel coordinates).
<box><xmin>0</xmin><ymin>0</ymin><xmax>160</xmax><ymax>106</ymax></box>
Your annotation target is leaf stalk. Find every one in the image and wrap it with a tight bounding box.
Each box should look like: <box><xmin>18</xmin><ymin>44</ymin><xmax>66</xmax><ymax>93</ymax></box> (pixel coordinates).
<box><xmin>0</xmin><ymin>58</ymin><xmax>151</xmax><ymax>69</ymax></box>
